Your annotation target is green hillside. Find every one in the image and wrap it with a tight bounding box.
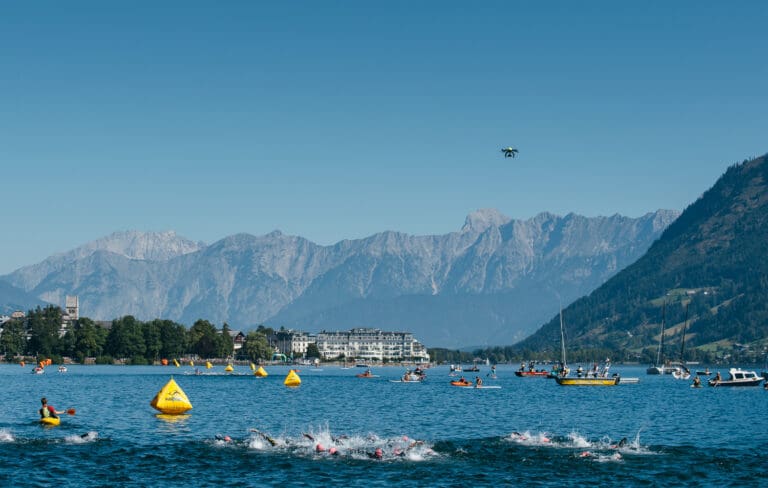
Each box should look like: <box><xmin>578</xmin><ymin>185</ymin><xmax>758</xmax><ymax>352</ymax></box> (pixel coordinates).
<box><xmin>512</xmin><ymin>154</ymin><xmax>768</xmax><ymax>364</ymax></box>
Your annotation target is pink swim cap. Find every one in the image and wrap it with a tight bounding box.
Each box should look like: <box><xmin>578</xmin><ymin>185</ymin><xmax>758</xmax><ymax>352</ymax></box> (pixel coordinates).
<box><xmin>316</xmin><ymin>443</ymin><xmax>325</xmax><ymax>452</ymax></box>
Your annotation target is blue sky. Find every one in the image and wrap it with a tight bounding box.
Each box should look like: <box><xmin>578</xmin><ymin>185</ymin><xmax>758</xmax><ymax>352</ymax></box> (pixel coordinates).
<box><xmin>1</xmin><ymin>1</ymin><xmax>766</xmax><ymax>274</ymax></box>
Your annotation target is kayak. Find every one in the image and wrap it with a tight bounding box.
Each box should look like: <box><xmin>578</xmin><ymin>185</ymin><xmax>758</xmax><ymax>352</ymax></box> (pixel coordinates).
<box><xmin>40</xmin><ymin>417</ymin><xmax>60</xmax><ymax>426</ymax></box>
<box><xmin>450</xmin><ymin>381</ymin><xmax>474</xmax><ymax>387</ymax></box>
<box><xmin>356</xmin><ymin>374</ymin><xmax>379</xmax><ymax>378</ymax></box>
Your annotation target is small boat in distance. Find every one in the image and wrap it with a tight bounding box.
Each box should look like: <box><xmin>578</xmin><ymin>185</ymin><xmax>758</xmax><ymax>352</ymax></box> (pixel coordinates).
<box><xmin>671</xmin><ymin>304</ymin><xmax>691</xmax><ymax>380</ymax></box>
<box><xmin>647</xmin><ymin>301</ymin><xmax>667</xmax><ymax>375</ymax></box>
<box><xmin>355</xmin><ymin>369</ymin><xmax>379</xmax><ymax>378</ymax></box>
<box><xmin>708</xmin><ymin>368</ymin><xmax>764</xmax><ymax>387</ymax></box>
<box><xmin>58</xmin><ymin>365</ymin><xmax>67</xmax><ymax>373</ymax></box>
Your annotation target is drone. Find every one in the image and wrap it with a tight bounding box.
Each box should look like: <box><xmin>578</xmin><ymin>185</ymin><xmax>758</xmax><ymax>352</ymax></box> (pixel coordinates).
<box><xmin>501</xmin><ymin>147</ymin><xmax>518</xmax><ymax>158</ymax></box>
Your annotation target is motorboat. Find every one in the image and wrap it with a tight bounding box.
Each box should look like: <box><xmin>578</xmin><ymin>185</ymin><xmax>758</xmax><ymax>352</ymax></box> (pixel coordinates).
<box><xmin>555</xmin><ymin>375</ymin><xmax>620</xmax><ymax>386</ymax></box>
<box><xmin>708</xmin><ymin>368</ymin><xmax>764</xmax><ymax>387</ymax></box>
<box><xmin>57</xmin><ymin>365</ymin><xmax>67</xmax><ymax>373</ymax></box>
<box><xmin>515</xmin><ymin>369</ymin><xmax>549</xmax><ymax>377</ymax></box>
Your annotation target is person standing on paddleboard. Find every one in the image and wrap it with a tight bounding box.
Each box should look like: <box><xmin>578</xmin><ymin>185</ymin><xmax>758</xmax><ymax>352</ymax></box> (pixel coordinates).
<box><xmin>39</xmin><ymin>397</ymin><xmax>64</xmax><ymax>419</ymax></box>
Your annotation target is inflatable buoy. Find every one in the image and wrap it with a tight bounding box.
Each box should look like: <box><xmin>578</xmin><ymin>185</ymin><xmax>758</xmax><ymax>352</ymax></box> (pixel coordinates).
<box><xmin>255</xmin><ymin>366</ymin><xmax>268</xmax><ymax>377</ymax></box>
<box><xmin>161</xmin><ymin>359</ymin><xmax>168</xmax><ymax>366</ymax></box>
<box><xmin>284</xmin><ymin>369</ymin><xmax>301</xmax><ymax>387</ymax></box>
<box><xmin>224</xmin><ymin>364</ymin><xmax>234</xmax><ymax>372</ymax></box>
<box><xmin>173</xmin><ymin>359</ymin><xmax>180</xmax><ymax>368</ymax></box>
<box><xmin>205</xmin><ymin>361</ymin><xmax>212</xmax><ymax>369</ymax></box>
<box><xmin>150</xmin><ymin>377</ymin><xmax>193</xmax><ymax>414</ymax></box>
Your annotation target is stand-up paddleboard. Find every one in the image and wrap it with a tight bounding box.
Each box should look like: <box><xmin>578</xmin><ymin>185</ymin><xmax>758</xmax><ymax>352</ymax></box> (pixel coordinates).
<box><xmin>389</xmin><ymin>380</ymin><xmax>423</xmax><ymax>383</ymax></box>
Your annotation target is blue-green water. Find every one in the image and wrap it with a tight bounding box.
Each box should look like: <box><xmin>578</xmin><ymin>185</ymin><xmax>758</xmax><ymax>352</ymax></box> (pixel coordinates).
<box><xmin>1</xmin><ymin>364</ymin><xmax>766</xmax><ymax>487</ymax></box>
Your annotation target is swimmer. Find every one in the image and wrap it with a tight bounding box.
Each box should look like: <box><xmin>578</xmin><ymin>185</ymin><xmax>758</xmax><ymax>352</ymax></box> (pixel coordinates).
<box><xmin>316</xmin><ymin>443</ymin><xmax>326</xmax><ymax>452</ymax></box>
<box><xmin>367</xmin><ymin>447</ymin><xmax>383</xmax><ymax>459</ymax></box>
<box><xmin>215</xmin><ymin>434</ymin><xmax>233</xmax><ymax>443</ymax></box>
<box><xmin>328</xmin><ymin>447</ymin><xmax>339</xmax><ymax>455</ymax></box>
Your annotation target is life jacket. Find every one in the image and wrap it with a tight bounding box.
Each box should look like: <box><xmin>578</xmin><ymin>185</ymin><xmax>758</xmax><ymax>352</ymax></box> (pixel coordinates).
<box><xmin>40</xmin><ymin>406</ymin><xmax>56</xmax><ymax>418</ymax></box>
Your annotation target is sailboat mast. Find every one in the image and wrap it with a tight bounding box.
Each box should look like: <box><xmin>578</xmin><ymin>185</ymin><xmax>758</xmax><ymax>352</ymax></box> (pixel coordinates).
<box><xmin>679</xmin><ymin>303</ymin><xmax>688</xmax><ymax>363</ymax></box>
<box><xmin>560</xmin><ymin>308</ymin><xmax>567</xmax><ymax>368</ymax></box>
<box><xmin>657</xmin><ymin>301</ymin><xmax>666</xmax><ymax>366</ymax></box>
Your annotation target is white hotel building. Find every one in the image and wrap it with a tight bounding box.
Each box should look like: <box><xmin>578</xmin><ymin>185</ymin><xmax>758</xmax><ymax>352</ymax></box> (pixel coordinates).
<box><xmin>286</xmin><ymin>328</ymin><xmax>430</xmax><ymax>362</ymax></box>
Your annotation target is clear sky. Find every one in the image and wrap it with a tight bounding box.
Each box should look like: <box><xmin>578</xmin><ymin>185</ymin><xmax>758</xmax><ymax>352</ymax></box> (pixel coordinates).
<box><xmin>1</xmin><ymin>1</ymin><xmax>766</xmax><ymax>274</ymax></box>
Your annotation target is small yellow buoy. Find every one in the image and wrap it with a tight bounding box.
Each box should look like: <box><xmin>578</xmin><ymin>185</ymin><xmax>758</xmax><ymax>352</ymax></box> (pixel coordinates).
<box><xmin>284</xmin><ymin>369</ymin><xmax>301</xmax><ymax>387</ymax></box>
<box><xmin>205</xmin><ymin>361</ymin><xmax>212</xmax><ymax>369</ymax></box>
<box><xmin>173</xmin><ymin>359</ymin><xmax>180</xmax><ymax>368</ymax></box>
<box><xmin>255</xmin><ymin>366</ymin><xmax>268</xmax><ymax>377</ymax></box>
<box><xmin>150</xmin><ymin>377</ymin><xmax>193</xmax><ymax>414</ymax></box>
<box><xmin>224</xmin><ymin>364</ymin><xmax>234</xmax><ymax>372</ymax></box>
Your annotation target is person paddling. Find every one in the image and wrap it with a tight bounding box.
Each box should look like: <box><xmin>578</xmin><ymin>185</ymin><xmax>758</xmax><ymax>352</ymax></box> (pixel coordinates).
<box><xmin>39</xmin><ymin>397</ymin><xmax>64</xmax><ymax>419</ymax></box>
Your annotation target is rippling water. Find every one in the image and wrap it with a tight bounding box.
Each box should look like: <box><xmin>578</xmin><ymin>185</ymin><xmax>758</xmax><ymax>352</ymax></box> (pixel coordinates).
<box><xmin>1</xmin><ymin>364</ymin><xmax>766</xmax><ymax>487</ymax></box>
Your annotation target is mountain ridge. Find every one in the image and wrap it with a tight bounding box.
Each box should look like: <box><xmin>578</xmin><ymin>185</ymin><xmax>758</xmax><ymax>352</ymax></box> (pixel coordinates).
<box><xmin>0</xmin><ymin>209</ymin><xmax>678</xmax><ymax>347</ymax></box>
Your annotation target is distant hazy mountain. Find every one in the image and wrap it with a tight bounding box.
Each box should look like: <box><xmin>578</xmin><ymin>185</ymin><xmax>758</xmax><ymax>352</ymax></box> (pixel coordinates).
<box><xmin>516</xmin><ymin>154</ymin><xmax>768</xmax><ymax>359</ymax></box>
<box><xmin>0</xmin><ymin>210</ymin><xmax>678</xmax><ymax>347</ymax></box>
<box><xmin>0</xmin><ymin>280</ymin><xmax>47</xmax><ymax>315</ymax></box>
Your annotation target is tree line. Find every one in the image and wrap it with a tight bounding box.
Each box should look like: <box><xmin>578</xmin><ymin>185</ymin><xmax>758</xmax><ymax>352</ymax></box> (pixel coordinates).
<box><xmin>0</xmin><ymin>305</ymin><xmax>299</xmax><ymax>365</ymax></box>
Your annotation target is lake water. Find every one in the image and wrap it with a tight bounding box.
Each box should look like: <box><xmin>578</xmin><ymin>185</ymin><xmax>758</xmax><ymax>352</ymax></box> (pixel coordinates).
<box><xmin>1</xmin><ymin>364</ymin><xmax>766</xmax><ymax>487</ymax></box>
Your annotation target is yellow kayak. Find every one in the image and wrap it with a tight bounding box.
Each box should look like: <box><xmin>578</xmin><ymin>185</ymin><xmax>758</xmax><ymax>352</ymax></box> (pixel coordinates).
<box><xmin>40</xmin><ymin>417</ymin><xmax>60</xmax><ymax>426</ymax></box>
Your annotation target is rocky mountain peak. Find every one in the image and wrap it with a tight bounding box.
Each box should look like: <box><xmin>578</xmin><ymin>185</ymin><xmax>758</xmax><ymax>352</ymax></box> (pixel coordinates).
<box><xmin>461</xmin><ymin>208</ymin><xmax>511</xmax><ymax>233</ymax></box>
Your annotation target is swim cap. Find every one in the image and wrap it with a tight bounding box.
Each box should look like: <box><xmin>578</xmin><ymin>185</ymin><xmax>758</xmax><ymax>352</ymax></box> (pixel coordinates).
<box><xmin>375</xmin><ymin>448</ymin><xmax>383</xmax><ymax>457</ymax></box>
<box><xmin>224</xmin><ymin>436</ymin><xmax>232</xmax><ymax>442</ymax></box>
<box><xmin>329</xmin><ymin>447</ymin><xmax>337</xmax><ymax>455</ymax></box>
<box><xmin>316</xmin><ymin>443</ymin><xmax>325</xmax><ymax>452</ymax></box>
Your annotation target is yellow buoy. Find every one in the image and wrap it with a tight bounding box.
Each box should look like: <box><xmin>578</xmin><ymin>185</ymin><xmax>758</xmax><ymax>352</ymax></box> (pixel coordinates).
<box><xmin>173</xmin><ymin>359</ymin><xmax>180</xmax><ymax>368</ymax></box>
<box><xmin>150</xmin><ymin>377</ymin><xmax>193</xmax><ymax>414</ymax></box>
<box><xmin>189</xmin><ymin>360</ymin><xmax>194</xmax><ymax>367</ymax></box>
<box><xmin>255</xmin><ymin>366</ymin><xmax>268</xmax><ymax>377</ymax></box>
<box><xmin>224</xmin><ymin>364</ymin><xmax>234</xmax><ymax>372</ymax></box>
<box><xmin>284</xmin><ymin>369</ymin><xmax>301</xmax><ymax>387</ymax></box>
<box><xmin>205</xmin><ymin>361</ymin><xmax>212</xmax><ymax>369</ymax></box>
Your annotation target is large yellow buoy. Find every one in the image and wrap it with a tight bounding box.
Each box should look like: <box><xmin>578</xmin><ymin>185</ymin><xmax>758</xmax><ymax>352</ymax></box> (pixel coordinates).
<box><xmin>284</xmin><ymin>369</ymin><xmax>301</xmax><ymax>387</ymax></box>
<box><xmin>255</xmin><ymin>366</ymin><xmax>268</xmax><ymax>377</ymax></box>
<box><xmin>224</xmin><ymin>364</ymin><xmax>234</xmax><ymax>372</ymax></box>
<box><xmin>150</xmin><ymin>377</ymin><xmax>193</xmax><ymax>414</ymax></box>
<box><xmin>205</xmin><ymin>361</ymin><xmax>212</xmax><ymax>369</ymax></box>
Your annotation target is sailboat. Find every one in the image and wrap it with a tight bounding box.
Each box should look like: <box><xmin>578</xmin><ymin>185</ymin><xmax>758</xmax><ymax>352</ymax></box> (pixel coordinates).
<box><xmin>646</xmin><ymin>301</ymin><xmax>666</xmax><ymax>375</ymax></box>
<box><xmin>671</xmin><ymin>303</ymin><xmax>691</xmax><ymax>380</ymax></box>
<box><xmin>554</xmin><ymin>308</ymin><xmax>618</xmax><ymax>386</ymax></box>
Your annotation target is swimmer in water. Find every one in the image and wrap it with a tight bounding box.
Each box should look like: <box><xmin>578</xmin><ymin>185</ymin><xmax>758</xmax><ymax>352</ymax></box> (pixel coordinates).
<box><xmin>367</xmin><ymin>447</ymin><xmax>383</xmax><ymax>459</ymax></box>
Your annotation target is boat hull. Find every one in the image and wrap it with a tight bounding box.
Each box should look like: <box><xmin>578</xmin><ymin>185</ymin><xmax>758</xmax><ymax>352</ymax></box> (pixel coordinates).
<box><xmin>708</xmin><ymin>379</ymin><xmax>763</xmax><ymax>387</ymax></box>
<box><xmin>555</xmin><ymin>377</ymin><xmax>619</xmax><ymax>386</ymax></box>
<box><xmin>514</xmin><ymin>371</ymin><xmax>549</xmax><ymax>377</ymax></box>
<box><xmin>40</xmin><ymin>417</ymin><xmax>60</xmax><ymax>426</ymax></box>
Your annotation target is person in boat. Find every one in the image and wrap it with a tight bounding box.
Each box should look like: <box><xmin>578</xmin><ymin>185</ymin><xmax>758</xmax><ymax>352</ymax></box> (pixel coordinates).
<box><xmin>714</xmin><ymin>371</ymin><xmax>721</xmax><ymax>383</ymax></box>
<box><xmin>692</xmin><ymin>376</ymin><xmax>701</xmax><ymax>387</ymax></box>
<box><xmin>475</xmin><ymin>376</ymin><xmax>483</xmax><ymax>387</ymax></box>
<box><xmin>39</xmin><ymin>397</ymin><xmax>64</xmax><ymax>419</ymax></box>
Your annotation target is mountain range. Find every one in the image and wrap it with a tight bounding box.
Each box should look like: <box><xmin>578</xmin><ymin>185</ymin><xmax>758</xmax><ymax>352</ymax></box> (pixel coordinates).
<box><xmin>516</xmin><ymin>154</ymin><xmax>768</xmax><ymax>360</ymax></box>
<box><xmin>0</xmin><ymin>209</ymin><xmax>678</xmax><ymax>348</ymax></box>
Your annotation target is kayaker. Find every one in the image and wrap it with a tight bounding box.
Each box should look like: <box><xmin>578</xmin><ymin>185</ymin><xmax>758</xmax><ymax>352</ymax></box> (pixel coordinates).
<box><xmin>39</xmin><ymin>397</ymin><xmax>64</xmax><ymax>419</ymax></box>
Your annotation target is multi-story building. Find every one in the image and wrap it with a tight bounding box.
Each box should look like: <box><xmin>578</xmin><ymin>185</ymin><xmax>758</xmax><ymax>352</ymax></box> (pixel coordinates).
<box><xmin>312</xmin><ymin>328</ymin><xmax>429</xmax><ymax>362</ymax></box>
